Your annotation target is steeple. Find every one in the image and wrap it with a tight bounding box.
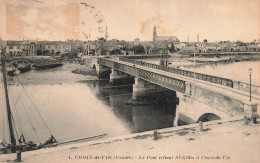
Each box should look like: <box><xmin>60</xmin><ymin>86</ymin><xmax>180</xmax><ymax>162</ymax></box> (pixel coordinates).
<box><xmin>153</xmin><ymin>25</ymin><xmax>157</xmax><ymax>42</ymax></box>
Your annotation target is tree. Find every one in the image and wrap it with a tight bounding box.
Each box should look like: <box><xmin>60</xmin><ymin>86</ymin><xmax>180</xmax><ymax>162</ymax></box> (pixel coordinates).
<box><xmin>111</xmin><ymin>49</ymin><xmax>121</xmax><ymax>54</ymax></box>
<box><xmin>168</xmin><ymin>43</ymin><xmax>176</xmax><ymax>53</ymax></box>
<box><xmin>236</xmin><ymin>41</ymin><xmax>247</xmax><ymax>46</ymax></box>
<box><xmin>133</xmin><ymin>45</ymin><xmax>145</xmax><ymax>54</ymax></box>
<box><xmin>94</xmin><ymin>37</ymin><xmax>106</xmax><ymax>54</ymax></box>
<box><xmin>203</xmin><ymin>39</ymin><xmax>208</xmax><ymax>43</ymax></box>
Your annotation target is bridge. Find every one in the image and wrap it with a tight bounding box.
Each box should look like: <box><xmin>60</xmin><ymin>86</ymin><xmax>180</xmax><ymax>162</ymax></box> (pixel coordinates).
<box><xmin>91</xmin><ymin>56</ymin><xmax>259</xmax><ymax>125</ymax></box>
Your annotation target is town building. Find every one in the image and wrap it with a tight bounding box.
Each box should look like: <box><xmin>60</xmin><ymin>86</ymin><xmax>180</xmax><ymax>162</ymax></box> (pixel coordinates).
<box><xmin>153</xmin><ymin>26</ymin><xmax>179</xmax><ymax>44</ymax></box>
<box><xmin>6</xmin><ymin>40</ymin><xmax>37</xmax><ymax>56</ymax></box>
<box><xmin>6</xmin><ymin>41</ymin><xmax>23</xmax><ymax>56</ymax></box>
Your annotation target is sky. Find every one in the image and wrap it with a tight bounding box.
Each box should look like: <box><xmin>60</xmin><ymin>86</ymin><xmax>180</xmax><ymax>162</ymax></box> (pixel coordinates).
<box><xmin>0</xmin><ymin>0</ymin><xmax>259</xmax><ymax>42</ymax></box>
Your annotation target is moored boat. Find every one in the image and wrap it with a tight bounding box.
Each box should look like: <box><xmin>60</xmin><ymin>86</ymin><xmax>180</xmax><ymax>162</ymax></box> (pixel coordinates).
<box><xmin>33</xmin><ymin>63</ymin><xmax>63</xmax><ymax>70</ymax></box>
<box><xmin>234</xmin><ymin>58</ymin><xmax>241</xmax><ymax>62</ymax></box>
<box><xmin>17</xmin><ymin>64</ymin><xmax>31</xmax><ymax>73</ymax></box>
<box><xmin>6</xmin><ymin>67</ymin><xmax>15</xmax><ymax>76</ymax></box>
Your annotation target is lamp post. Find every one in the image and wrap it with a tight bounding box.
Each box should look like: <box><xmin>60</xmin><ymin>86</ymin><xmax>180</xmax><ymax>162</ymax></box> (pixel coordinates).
<box><xmin>249</xmin><ymin>67</ymin><xmax>252</xmax><ymax>101</ymax></box>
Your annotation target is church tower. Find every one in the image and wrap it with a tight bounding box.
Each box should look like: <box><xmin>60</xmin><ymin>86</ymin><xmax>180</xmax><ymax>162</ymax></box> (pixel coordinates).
<box><xmin>153</xmin><ymin>25</ymin><xmax>157</xmax><ymax>42</ymax></box>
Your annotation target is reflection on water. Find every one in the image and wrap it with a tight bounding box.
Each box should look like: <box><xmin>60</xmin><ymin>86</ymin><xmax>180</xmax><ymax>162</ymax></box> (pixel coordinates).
<box><xmin>0</xmin><ymin>78</ymin><xmax>176</xmax><ymax>144</ymax></box>
<box><xmin>85</xmin><ymin>80</ymin><xmax>176</xmax><ymax>133</ymax></box>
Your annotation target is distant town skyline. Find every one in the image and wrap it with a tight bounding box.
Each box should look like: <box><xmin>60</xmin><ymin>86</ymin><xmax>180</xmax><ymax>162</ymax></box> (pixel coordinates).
<box><xmin>0</xmin><ymin>0</ymin><xmax>259</xmax><ymax>42</ymax></box>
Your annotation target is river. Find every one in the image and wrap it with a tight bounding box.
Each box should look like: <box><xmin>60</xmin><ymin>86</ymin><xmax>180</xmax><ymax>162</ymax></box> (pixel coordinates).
<box><xmin>0</xmin><ymin>64</ymin><xmax>176</xmax><ymax>144</ymax></box>
<box><xmin>0</xmin><ymin>59</ymin><xmax>259</xmax><ymax>144</ymax></box>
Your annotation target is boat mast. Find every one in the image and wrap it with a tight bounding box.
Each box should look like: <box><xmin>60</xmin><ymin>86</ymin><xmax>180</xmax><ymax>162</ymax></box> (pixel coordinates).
<box><xmin>1</xmin><ymin>52</ymin><xmax>17</xmax><ymax>153</ymax></box>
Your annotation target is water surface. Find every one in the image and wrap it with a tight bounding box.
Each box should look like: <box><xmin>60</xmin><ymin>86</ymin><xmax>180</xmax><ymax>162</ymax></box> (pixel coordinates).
<box><xmin>0</xmin><ymin>66</ymin><xmax>176</xmax><ymax>144</ymax></box>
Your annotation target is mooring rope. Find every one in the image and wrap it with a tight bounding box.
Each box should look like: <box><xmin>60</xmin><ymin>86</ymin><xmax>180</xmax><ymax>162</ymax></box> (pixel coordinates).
<box><xmin>14</xmin><ymin>83</ymin><xmax>41</xmax><ymax>144</ymax></box>
<box><xmin>13</xmin><ymin>86</ymin><xmax>25</xmax><ymax>107</ymax></box>
<box><xmin>15</xmin><ymin>75</ymin><xmax>54</xmax><ymax>137</ymax></box>
<box><xmin>9</xmin><ymin>87</ymin><xmax>24</xmax><ymax>137</ymax></box>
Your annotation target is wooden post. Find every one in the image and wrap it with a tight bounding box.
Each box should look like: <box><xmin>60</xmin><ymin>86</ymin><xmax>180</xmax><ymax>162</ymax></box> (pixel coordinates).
<box><xmin>153</xmin><ymin>130</ymin><xmax>158</xmax><ymax>140</ymax></box>
<box><xmin>244</xmin><ymin>116</ymin><xmax>250</xmax><ymax>125</ymax></box>
<box><xmin>199</xmin><ymin>121</ymin><xmax>203</xmax><ymax>132</ymax></box>
<box><xmin>16</xmin><ymin>150</ymin><xmax>22</xmax><ymax>162</ymax></box>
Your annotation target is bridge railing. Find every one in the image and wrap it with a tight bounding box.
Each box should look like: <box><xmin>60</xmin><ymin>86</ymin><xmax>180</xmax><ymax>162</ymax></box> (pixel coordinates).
<box><xmin>97</xmin><ymin>57</ymin><xmax>186</xmax><ymax>93</ymax></box>
<box><xmin>233</xmin><ymin>81</ymin><xmax>260</xmax><ymax>95</ymax></box>
<box><xmin>119</xmin><ymin>57</ymin><xmax>233</xmax><ymax>88</ymax></box>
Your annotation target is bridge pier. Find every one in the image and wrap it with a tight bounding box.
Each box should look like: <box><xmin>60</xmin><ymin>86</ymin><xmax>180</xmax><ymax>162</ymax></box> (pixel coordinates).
<box><xmin>132</xmin><ymin>77</ymin><xmax>166</xmax><ymax>100</ymax></box>
<box><xmin>91</xmin><ymin>57</ymin><xmax>111</xmax><ymax>79</ymax></box>
<box><xmin>173</xmin><ymin>95</ymin><xmax>180</xmax><ymax>127</ymax></box>
<box><xmin>173</xmin><ymin>92</ymin><xmax>186</xmax><ymax>126</ymax></box>
<box><xmin>184</xmin><ymin>81</ymin><xmax>195</xmax><ymax>97</ymax></box>
<box><xmin>96</xmin><ymin>64</ymin><xmax>111</xmax><ymax>79</ymax></box>
<box><xmin>109</xmin><ymin>69</ymin><xmax>134</xmax><ymax>86</ymax></box>
<box><xmin>132</xmin><ymin>77</ymin><xmax>179</xmax><ymax>127</ymax></box>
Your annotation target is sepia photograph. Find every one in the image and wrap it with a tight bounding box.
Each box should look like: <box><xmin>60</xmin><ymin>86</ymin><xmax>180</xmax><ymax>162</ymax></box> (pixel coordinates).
<box><xmin>0</xmin><ymin>0</ymin><xmax>259</xmax><ymax>162</ymax></box>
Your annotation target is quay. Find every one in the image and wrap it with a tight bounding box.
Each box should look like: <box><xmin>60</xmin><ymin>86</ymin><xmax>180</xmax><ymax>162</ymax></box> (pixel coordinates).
<box><xmin>1</xmin><ymin>117</ymin><xmax>259</xmax><ymax>163</ymax></box>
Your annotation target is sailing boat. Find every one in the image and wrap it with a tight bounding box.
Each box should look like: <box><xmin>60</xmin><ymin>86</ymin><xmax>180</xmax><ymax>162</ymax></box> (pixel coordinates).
<box><xmin>17</xmin><ymin>64</ymin><xmax>31</xmax><ymax>73</ymax></box>
<box><xmin>0</xmin><ymin>52</ymin><xmax>107</xmax><ymax>155</ymax></box>
<box><xmin>0</xmin><ymin>52</ymin><xmax>57</xmax><ymax>154</ymax></box>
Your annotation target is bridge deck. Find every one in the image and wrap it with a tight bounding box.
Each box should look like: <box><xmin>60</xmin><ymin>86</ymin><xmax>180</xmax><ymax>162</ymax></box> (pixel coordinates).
<box><xmin>99</xmin><ymin>57</ymin><xmax>260</xmax><ymax>103</ymax></box>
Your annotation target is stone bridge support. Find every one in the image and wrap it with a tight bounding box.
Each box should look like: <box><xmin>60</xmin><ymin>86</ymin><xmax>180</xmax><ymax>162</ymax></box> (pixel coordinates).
<box><xmin>180</xmin><ymin>81</ymin><xmax>259</xmax><ymax>124</ymax></box>
<box><xmin>175</xmin><ymin>92</ymin><xmax>229</xmax><ymax>125</ymax></box>
<box><xmin>173</xmin><ymin>92</ymin><xmax>181</xmax><ymax>126</ymax></box>
<box><xmin>109</xmin><ymin>69</ymin><xmax>134</xmax><ymax>86</ymax></box>
<box><xmin>91</xmin><ymin>57</ymin><xmax>111</xmax><ymax>79</ymax></box>
<box><xmin>132</xmin><ymin>77</ymin><xmax>166</xmax><ymax>100</ymax></box>
<box><xmin>96</xmin><ymin>64</ymin><xmax>111</xmax><ymax>79</ymax></box>
<box><xmin>132</xmin><ymin>77</ymin><xmax>179</xmax><ymax>127</ymax></box>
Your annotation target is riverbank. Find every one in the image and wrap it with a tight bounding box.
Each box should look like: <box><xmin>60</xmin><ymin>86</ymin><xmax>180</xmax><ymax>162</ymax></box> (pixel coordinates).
<box><xmin>5</xmin><ymin>63</ymin><xmax>98</xmax><ymax>85</ymax></box>
<box><xmin>1</xmin><ymin>118</ymin><xmax>259</xmax><ymax>163</ymax></box>
<box><xmin>139</xmin><ymin>54</ymin><xmax>260</xmax><ymax>68</ymax></box>
<box><xmin>71</xmin><ymin>65</ymin><xmax>97</xmax><ymax>76</ymax></box>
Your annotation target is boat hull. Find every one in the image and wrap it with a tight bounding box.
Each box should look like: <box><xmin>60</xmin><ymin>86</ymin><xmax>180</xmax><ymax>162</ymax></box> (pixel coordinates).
<box><xmin>18</xmin><ymin>64</ymin><xmax>31</xmax><ymax>73</ymax></box>
<box><xmin>7</xmin><ymin>70</ymin><xmax>15</xmax><ymax>76</ymax></box>
<box><xmin>33</xmin><ymin>63</ymin><xmax>63</xmax><ymax>70</ymax></box>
